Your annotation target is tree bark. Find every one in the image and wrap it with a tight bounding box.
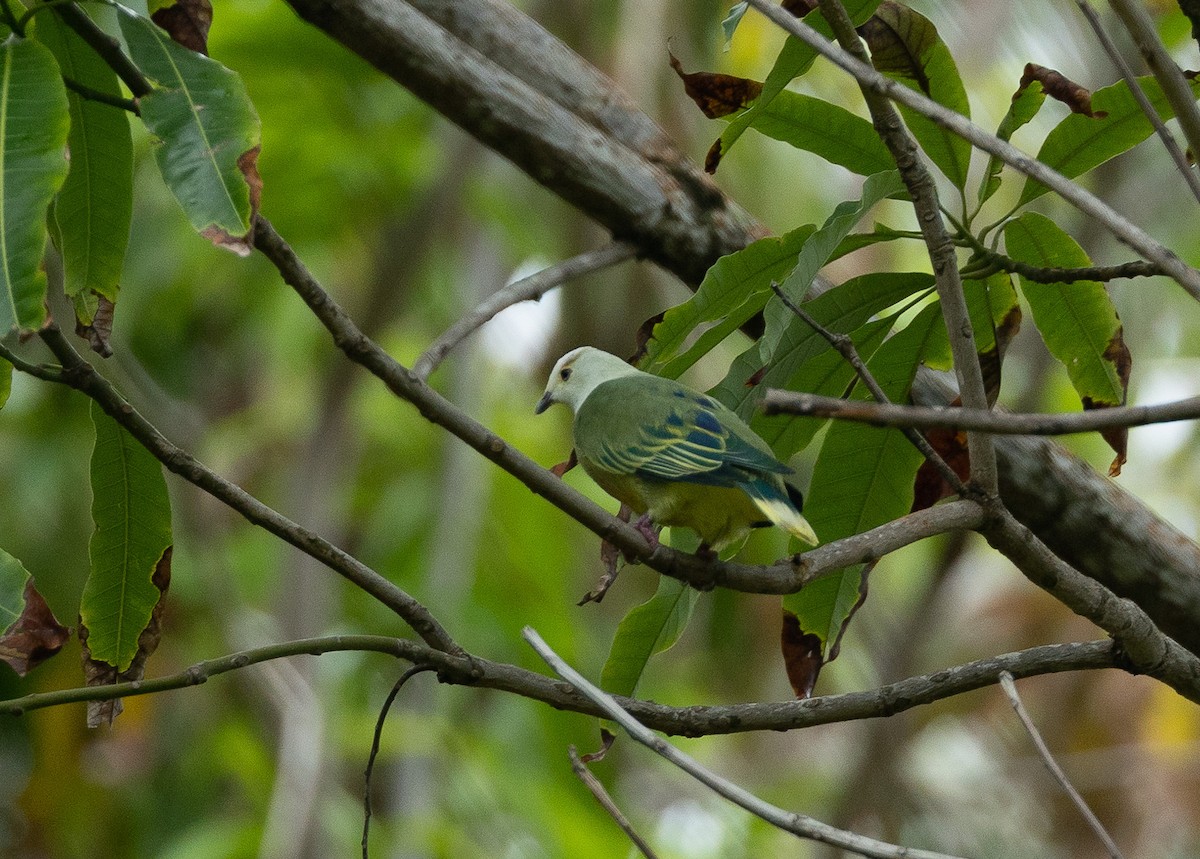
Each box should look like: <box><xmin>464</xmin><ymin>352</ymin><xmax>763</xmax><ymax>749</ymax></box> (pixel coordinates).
<box><xmin>279</xmin><ymin>0</ymin><xmax>1200</xmax><ymax>656</ymax></box>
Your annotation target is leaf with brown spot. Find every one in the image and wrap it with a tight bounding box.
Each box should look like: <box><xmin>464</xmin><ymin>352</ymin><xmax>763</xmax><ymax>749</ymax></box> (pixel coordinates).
<box><xmin>630</xmin><ymin>310</ymin><xmax>666</xmax><ymax>367</ymax></box>
<box><xmin>150</xmin><ymin>0</ymin><xmax>213</xmax><ymax>54</ymax></box>
<box><xmin>746</xmin><ymin>366</ymin><xmax>768</xmax><ymax>387</ymax></box>
<box><xmin>912</xmin><ymin>424</ymin><xmax>970</xmax><ymax>512</ymax></box>
<box><xmin>668</xmin><ymin>52</ymin><xmax>762</xmax><ymax>119</ymax></box>
<box><xmin>80</xmin><ymin>548</ymin><xmax>171</xmax><ymax>727</ymax></box>
<box><xmin>781</xmin><ymin>610</ymin><xmax>823</xmax><ymax>699</ymax></box>
<box><xmin>704</xmin><ymin>138</ymin><xmax>723</xmax><ymax>174</ymax></box>
<box><xmin>1085</xmin><ymin>329</ymin><xmax>1132</xmax><ymax>476</ymax></box>
<box><xmin>0</xmin><ymin>566</ymin><xmax>70</xmax><ymax>677</ymax></box>
<box><xmin>75</xmin><ymin>294</ymin><xmax>115</xmax><ymax>358</ymax></box>
<box><xmin>1021</xmin><ymin>63</ymin><xmax>1106</xmax><ymax>118</ymax></box>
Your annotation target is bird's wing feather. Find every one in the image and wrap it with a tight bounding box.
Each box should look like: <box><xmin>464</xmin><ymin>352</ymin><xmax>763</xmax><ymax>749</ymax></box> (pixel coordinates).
<box><xmin>579</xmin><ymin>377</ymin><xmax>789</xmax><ymax>487</ymax></box>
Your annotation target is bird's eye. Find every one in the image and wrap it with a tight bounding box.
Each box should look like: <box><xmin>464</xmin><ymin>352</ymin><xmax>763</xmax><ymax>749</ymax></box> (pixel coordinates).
<box><xmin>560</xmin><ymin>368</ymin><xmax>572</xmax><ymax>381</ymax></box>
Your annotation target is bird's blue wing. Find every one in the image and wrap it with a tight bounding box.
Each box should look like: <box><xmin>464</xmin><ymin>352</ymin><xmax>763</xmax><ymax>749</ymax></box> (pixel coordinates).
<box><xmin>588</xmin><ymin>386</ymin><xmax>790</xmax><ymax>488</ymax></box>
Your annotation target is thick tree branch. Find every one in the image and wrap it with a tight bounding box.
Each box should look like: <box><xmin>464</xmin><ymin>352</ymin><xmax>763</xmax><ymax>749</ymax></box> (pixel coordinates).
<box><xmin>32</xmin><ymin>326</ymin><xmax>462</xmax><ymax>654</ymax></box>
<box><xmin>814</xmin><ymin>0</ymin><xmax>997</xmax><ymax>494</ymax></box>
<box><xmin>0</xmin><ymin>634</ymin><xmax>1122</xmax><ymax>737</ymax></box>
<box><xmin>746</xmin><ymin>0</ymin><xmax>1200</xmax><ymax>300</ymax></box>
<box><xmin>762</xmin><ymin>391</ymin><xmax>1200</xmax><ymax>435</ymax></box>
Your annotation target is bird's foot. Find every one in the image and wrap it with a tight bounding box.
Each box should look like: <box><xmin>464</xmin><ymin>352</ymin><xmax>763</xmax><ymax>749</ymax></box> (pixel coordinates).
<box><xmin>631</xmin><ymin>514</ymin><xmax>661</xmax><ymax>553</ymax></box>
<box><xmin>695</xmin><ymin>543</ymin><xmax>719</xmax><ymax>562</ymax></box>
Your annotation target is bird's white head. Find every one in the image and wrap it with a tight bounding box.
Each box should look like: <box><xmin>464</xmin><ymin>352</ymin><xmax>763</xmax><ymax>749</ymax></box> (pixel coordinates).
<box><xmin>535</xmin><ymin>346</ymin><xmax>639</xmax><ymax>414</ymax></box>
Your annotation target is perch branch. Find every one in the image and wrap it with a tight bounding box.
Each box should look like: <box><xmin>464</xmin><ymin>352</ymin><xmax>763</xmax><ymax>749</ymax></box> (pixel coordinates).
<box><xmin>569</xmin><ymin>746</ymin><xmax>661</xmax><ymax>859</ymax></box>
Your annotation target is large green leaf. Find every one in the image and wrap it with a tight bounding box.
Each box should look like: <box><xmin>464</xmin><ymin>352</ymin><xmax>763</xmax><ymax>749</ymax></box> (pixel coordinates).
<box><xmin>1019</xmin><ymin>75</ymin><xmax>1200</xmax><ymax>206</ymax></box>
<box><xmin>761</xmin><ymin>170</ymin><xmax>905</xmax><ymax>358</ymax></box>
<box><xmin>715</xmin><ymin>0</ymin><xmax>882</xmax><ymax>166</ymax></box>
<box><xmin>1004</xmin><ymin>212</ymin><xmax>1127</xmax><ymax>410</ymax></box>
<box><xmin>0</xmin><ymin>36</ymin><xmax>70</xmax><ymax>333</ymax></box>
<box><xmin>599</xmin><ymin>574</ymin><xmax>699</xmax><ymax>699</ymax></box>
<box><xmin>738</xmin><ymin>90</ymin><xmax>894</xmax><ymax>177</ymax></box>
<box><xmin>36</xmin><ymin>14</ymin><xmax>133</xmax><ymax>322</ymax></box>
<box><xmin>641</xmin><ymin>224</ymin><xmax>816</xmax><ymax>377</ymax></box>
<box><xmin>81</xmin><ymin>402</ymin><xmax>173</xmax><ymax>671</ymax></box>
<box><xmin>862</xmin><ymin>2</ymin><xmax>971</xmax><ymax>190</ymax></box>
<box><xmin>715</xmin><ymin>271</ymin><xmax>935</xmax><ymax>420</ymax></box>
<box><xmin>786</xmin><ymin>302</ymin><xmax>947</xmax><ymax>653</ymax></box>
<box><xmin>118</xmin><ymin>9</ymin><xmax>260</xmax><ymax>251</ymax></box>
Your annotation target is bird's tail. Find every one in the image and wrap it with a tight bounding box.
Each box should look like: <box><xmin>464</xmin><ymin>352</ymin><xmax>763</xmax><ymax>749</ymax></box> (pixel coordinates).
<box><xmin>742</xmin><ymin>478</ymin><xmax>819</xmax><ymax>547</ymax></box>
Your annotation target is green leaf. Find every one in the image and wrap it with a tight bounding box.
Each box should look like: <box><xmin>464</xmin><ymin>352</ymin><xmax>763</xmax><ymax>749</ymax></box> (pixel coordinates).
<box><xmin>978</xmin><ymin>76</ymin><xmax>1046</xmax><ymax>207</ymax></box>
<box><xmin>0</xmin><ymin>356</ymin><xmax>10</xmax><ymax>409</ymax></box>
<box><xmin>1019</xmin><ymin>74</ymin><xmax>1200</xmax><ymax>206</ymax></box>
<box><xmin>762</xmin><ymin>170</ymin><xmax>905</xmax><ymax>359</ymax></box>
<box><xmin>599</xmin><ymin>575</ymin><xmax>699</xmax><ymax>699</ymax></box>
<box><xmin>1004</xmin><ymin>212</ymin><xmax>1127</xmax><ymax>409</ymax></box>
<box><xmin>863</xmin><ymin>3</ymin><xmax>971</xmax><ymax>189</ymax></box>
<box><xmin>786</xmin><ymin>302</ymin><xmax>946</xmax><ymax>653</ymax></box>
<box><xmin>829</xmin><ymin>223</ymin><xmax>918</xmax><ymax>260</ymax></box>
<box><xmin>641</xmin><ymin>223</ymin><xmax>817</xmax><ymax>376</ymax></box>
<box><xmin>714</xmin><ymin>271</ymin><xmax>935</xmax><ymax>420</ymax></box>
<box><xmin>81</xmin><ymin>401</ymin><xmax>173</xmax><ymax>671</ymax></box>
<box><xmin>0</xmin><ymin>545</ymin><xmax>69</xmax><ymax>676</ymax></box>
<box><xmin>715</xmin><ymin>0</ymin><xmax>882</xmax><ymax>166</ymax></box>
<box><xmin>737</xmin><ymin>90</ymin><xmax>894</xmax><ymax>176</ymax></box>
<box><xmin>721</xmin><ymin>1</ymin><xmax>749</xmax><ymax>48</ymax></box>
<box><xmin>35</xmin><ymin>14</ymin><xmax>133</xmax><ymax>321</ymax></box>
<box><xmin>118</xmin><ymin>9</ymin><xmax>261</xmax><ymax>252</ymax></box>
<box><xmin>0</xmin><ymin>36</ymin><xmax>70</xmax><ymax>333</ymax></box>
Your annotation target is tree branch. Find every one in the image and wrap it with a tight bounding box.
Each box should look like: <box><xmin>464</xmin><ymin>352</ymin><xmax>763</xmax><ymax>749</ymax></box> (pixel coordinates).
<box><xmin>32</xmin><ymin>325</ymin><xmax>462</xmax><ymax>654</ymax></box>
<box><xmin>413</xmin><ymin>241</ymin><xmax>636</xmax><ymax>380</ymax></box>
<box><xmin>960</xmin><ymin>243</ymin><xmax>1163</xmax><ymax>284</ymax></box>
<box><xmin>524</xmin><ymin>627</ymin><xmax>968</xmax><ymax>859</ymax></box>
<box><xmin>745</xmin><ymin>0</ymin><xmax>1200</xmax><ymax>301</ymax></box>
<box><xmin>568</xmin><ymin>745</ymin><xmax>661</xmax><ymax>859</ymax></box>
<box><xmin>0</xmin><ymin>633</ymin><xmax>1120</xmax><ymax>737</ymax></box>
<box><xmin>998</xmin><ymin>671</ymin><xmax>1126</xmax><ymax>859</ymax></box>
<box><xmin>762</xmin><ymin>391</ymin><xmax>1200</xmax><ymax>435</ymax></box>
<box><xmin>813</xmin><ymin>0</ymin><xmax>997</xmax><ymax>495</ymax></box>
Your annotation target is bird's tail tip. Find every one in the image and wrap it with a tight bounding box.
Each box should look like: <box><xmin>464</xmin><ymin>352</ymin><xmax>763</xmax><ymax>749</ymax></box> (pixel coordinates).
<box><xmin>748</xmin><ymin>493</ymin><xmax>819</xmax><ymax>547</ymax></box>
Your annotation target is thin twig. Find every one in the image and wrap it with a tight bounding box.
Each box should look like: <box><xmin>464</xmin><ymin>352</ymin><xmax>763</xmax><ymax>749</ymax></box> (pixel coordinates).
<box><xmin>414</xmin><ymin>241</ymin><xmax>637</xmax><ymax>380</ymax></box>
<box><xmin>743</xmin><ymin>0</ymin><xmax>1200</xmax><ymax>301</ymax></box>
<box><xmin>959</xmin><ymin>243</ymin><xmax>1163</xmax><ymax>284</ymax></box>
<box><xmin>53</xmin><ymin>2</ymin><xmax>153</xmax><ymax>97</ymax></box>
<box><xmin>33</xmin><ymin>325</ymin><xmax>462</xmax><ymax>654</ymax></box>
<box><xmin>0</xmin><ymin>634</ymin><xmax>1121</xmax><ymax>737</ymax></box>
<box><xmin>363</xmin><ymin>666</ymin><xmax>436</xmax><ymax>859</ymax></box>
<box><xmin>998</xmin><ymin>672</ymin><xmax>1126</xmax><ymax>859</ymax></box>
<box><xmin>0</xmin><ymin>341</ymin><xmax>65</xmax><ymax>382</ymax></box>
<box><xmin>568</xmin><ymin>745</ymin><xmax>661</xmax><ymax>859</ymax></box>
<box><xmin>813</xmin><ymin>0</ymin><xmax>998</xmax><ymax>496</ymax></box>
<box><xmin>62</xmin><ymin>75</ymin><xmax>141</xmax><ymax>115</ymax></box>
<box><xmin>1076</xmin><ymin>0</ymin><xmax>1200</xmax><ymax>203</ymax></box>
<box><xmin>769</xmin><ymin>283</ymin><xmax>968</xmax><ymax>496</ymax></box>
<box><xmin>762</xmin><ymin>391</ymin><xmax>1200</xmax><ymax>435</ymax></box>
<box><xmin>525</xmin><ymin>627</ymin><xmax>968</xmax><ymax>859</ymax></box>
<box><xmin>1107</xmin><ymin>0</ymin><xmax>1200</xmax><ymax>174</ymax></box>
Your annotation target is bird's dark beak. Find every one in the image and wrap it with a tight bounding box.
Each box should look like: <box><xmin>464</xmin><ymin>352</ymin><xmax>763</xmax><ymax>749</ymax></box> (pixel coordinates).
<box><xmin>534</xmin><ymin>392</ymin><xmax>553</xmax><ymax>414</ymax></box>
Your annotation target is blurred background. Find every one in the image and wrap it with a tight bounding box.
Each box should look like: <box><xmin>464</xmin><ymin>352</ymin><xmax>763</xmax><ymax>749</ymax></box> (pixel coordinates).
<box><xmin>3</xmin><ymin>0</ymin><xmax>1200</xmax><ymax>856</ymax></box>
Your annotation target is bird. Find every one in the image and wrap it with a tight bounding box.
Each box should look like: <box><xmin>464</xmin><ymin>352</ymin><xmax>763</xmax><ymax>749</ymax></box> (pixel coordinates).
<box><xmin>536</xmin><ymin>346</ymin><xmax>818</xmax><ymax>557</ymax></box>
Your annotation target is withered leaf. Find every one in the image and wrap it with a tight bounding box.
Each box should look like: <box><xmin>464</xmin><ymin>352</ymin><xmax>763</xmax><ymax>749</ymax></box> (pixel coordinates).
<box><xmin>911</xmin><ymin>401</ymin><xmax>971</xmax><ymax>513</ymax></box>
<box><xmin>704</xmin><ymin>138</ymin><xmax>724</xmax><ymax>175</ymax></box>
<box><xmin>1082</xmin><ymin>327</ymin><xmax>1132</xmax><ymax>477</ymax></box>
<box><xmin>80</xmin><ymin>548</ymin><xmax>172</xmax><ymax>727</ymax></box>
<box><xmin>668</xmin><ymin>52</ymin><xmax>762</xmax><ymax>119</ymax></box>
<box><xmin>581</xmin><ymin>728</ymin><xmax>617</xmax><ymax>764</ymax></box>
<box><xmin>151</xmin><ymin>0</ymin><xmax>213</xmax><ymax>55</ymax></box>
<box><xmin>630</xmin><ymin>310</ymin><xmax>666</xmax><ymax>366</ymax></box>
<box><xmin>782</xmin><ymin>0</ymin><xmax>819</xmax><ymax>15</ymax></box>
<box><xmin>76</xmin><ymin>294</ymin><xmax>115</xmax><ymax>358</ymax></box>
<box><xmin>781</xmin><ymin>610</ymin><xmax>823</xmax><ymax>699</ymax></box>
<box><xmin>827</xmin><ymin>560</ymin><xmax>874</xmax><ymax>663</ymax></box>
<box><xmin>859</xmin><ymin>1</ymin><xmax>937</xmax><ymax>93</ymax></box>
<box><xmin>0</xmin><ymin>580</ymin><xmax>70</xmax><ymax>677</ymax></box>
<box><xmin>1020</xmin><ymin>63</ymin><xmax>1106</xmax><ymax>118</ymax></box>
<box><xmin>200</xmin><ymin>146</ymin><xmax>262</xmax><ymax>256</ymax></box>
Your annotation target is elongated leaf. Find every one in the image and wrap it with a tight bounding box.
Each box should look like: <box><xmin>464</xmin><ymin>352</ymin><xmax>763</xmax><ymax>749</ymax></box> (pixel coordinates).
<box><xmin>714</xmin><ymin>0</ymin><xmax>882</xmax><ymax>169</ymax></box>
<box><xmin>738</xmin><ymin>90</ymin><xmax>894</xmax><ymax>176</ymax></box>
<box><xmin>0</xmin><ymin>356</ymin><xmax>9</xmax><ymax>409</ymax></box>
<box><xmin>0</xmin><ymin>37</ymin><xmax>70</xmax><ymax>333</ymax></box>
<box><xmin>762</xmin><ymin>170</ymin><xmax>905</xmax><ymax>358</ymax></box>
<box><xmin>716</xmin><ymin>271</ymin><xmax>935</xmax><ymax>421</ymax></box>
<box><xmin>0</xmin><ymin>546</ymin><xmax>69</xmax><ymax>676</ymax></box>
<box><xmin>1004</xmin><ymin>213</ymin><xmax>1127</xmax><ymax>407</ymax></box>
<box><xmin>36</xmin><ymin>14</ymin><xmax>133</xmax><ymax>323</ymax></box>
<box><xmin>978</xmin><ymin>73</ymin><xmax>1047</xmax><ymax>206</ymax></box>
<box><xmin>721</xmin><ymin>1</ymin><xmax>749</xmax><ymax>47</ymax></box>
<box><xmin>1019</xmin><ymin>74</ymin><xmax>1200</xmax><ymax>206</ymax></box>
<box><xmin>641</xmin><ymin>224</ymin><xmax>817</xmax><ymax>376</ymax></box>
<box><xmin>599</xmin><ymin>575</ymin><xmax>699</xmax><ymax>699</ymax></box>
<box><xmin>118</xmin><ymin>9</ymin><xmax>260</xmax><ymax>252</ymax></box>
<box><xmin>81</xmin><ymin>402</ymin><xmax>173</xmax><ymax>672</ymax></box>
<box><xmin>862</xmin><ymin>2</ymin><xmax>971</xmax><ymax>189</ymax></box>
<box><xmin>786</xmin><ymin>302</ymin><xmax>947</xmax><ymax>657</ymax></box>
